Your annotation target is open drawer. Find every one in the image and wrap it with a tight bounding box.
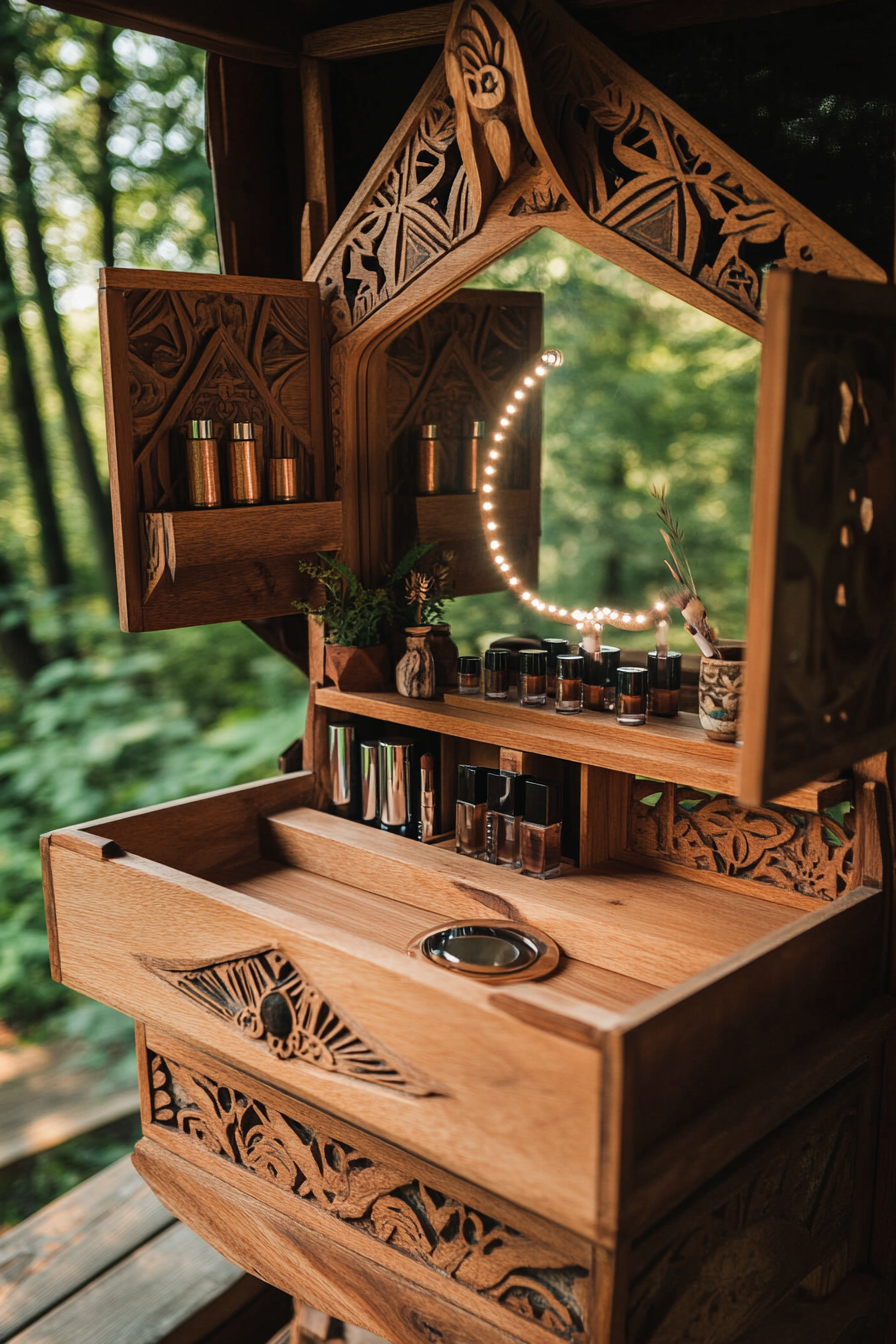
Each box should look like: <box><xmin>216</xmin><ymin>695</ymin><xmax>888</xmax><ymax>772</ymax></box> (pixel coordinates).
<box><xmin>42</xmin><ymin>771</ymin><xmax>886</xmax><ymax>1245</ymax></box>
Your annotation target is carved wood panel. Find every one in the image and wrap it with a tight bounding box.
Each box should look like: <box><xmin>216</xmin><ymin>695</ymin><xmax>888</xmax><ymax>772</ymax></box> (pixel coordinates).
<box><xmin>311</xmin><ymin>0</ymin><xmax>882</xmax><ymax>345</ymax></box>
<box><xmin>629</xmin><ymin>778</ymin><xmax>856</xmax><ymax>902</ymax></box>
<box><xmin>626</xmin><ymin>1075</ymin><xmax>862</xmax><ymax>1344</ymax></box>
<box><xmin>741</xmin><ymin>270</ymin><xmax>896</xmax><ymax>803</ymax></box>
<box><xmin>387</xmin><ymin>287</ymin><xmax>542</xmax><ymax>593</ymax></box>
<box><xmin>144</xmin><ymin>945</ymin><xmax>438</xmax><ymax>1096</ymax></box>
<box><xmin>147</xmin><ymin>1048</ymin><xmax>591</xmax><ymax>1343</ymax></box>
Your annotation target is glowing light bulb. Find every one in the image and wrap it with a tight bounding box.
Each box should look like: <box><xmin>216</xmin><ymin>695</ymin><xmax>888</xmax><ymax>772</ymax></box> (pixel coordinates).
<box><xmin>483</xmin><ymin>502</ymin><xmax>493</xmax><ymax>511</ymax></box>
<box><xmin>514</xmin><ymin>389</ymin><xmax>524</xmax><ymax>400</ymax></box>
<box><xmin>487</xmin><ymin>522</ymin><xmax>497</xmax><ymax>530</ymax></box>
<box><xmin>524</xmin><ymin>377</ymin><xmax>534</xmax><ymax>387</ymax></box>
<box><xmin>636</xmin><ymin>614</ymin><xmax>645</xmax><ymax>623</ymax></box>
<box><xmin>495</xmin><ymin>555</ymin><xmax>504</xmax><ymax>564</ymax></box>
<box><xmin>548</xmin><ymin>605</ymin><xmax>556</xmax><ymax>613</ymax></box>
<box><xmin>506</xmin><ymin>404</ymin><xmax>517</xmax><ymax>415</ymax></box>
<box><xmin>535</xmin><ymin>366</ymin><xmax>546</xmax><ymax>376</ymax></box>
<box><xmin>623</xmin><ymin>613</ymin><xmax>631</xmax><ymax>623</ymax></box>
<box><xmin>654</xmin><ymin>601</ymin><xmax>666</xmax><ymax>611</ymax></box>
<box><xmin>500</xmin><ymin>417</ymin><xmax>510</xmax><ymax>427</ymax></box>
<box><xmin>485</xmin><ymin>466</ymin><xmax>496</xmax><ymax>476</ymax></box>
<box><xmin>490</xmin><ymin>540</ymin><xmax>499</xmax><ymax>550</ymax></box>
<box><xmin>558</xmin><ymin>608</ymin><xmax>567</xmax><ymax>616</ymax></box>
<box><xmin>576</xmin><ymin>622</ymin><xmax>584</xmax><ymax>631</ymax></box>
<box><xmin>611</xmin><ymin>610</ymin><xmax>619</xmax><ymax>620</ymax></box>
<box><xmin>483</xmin><ymin>484</ymin><xmax>493</xmax><ymax>494</ymax></box>
<box><xmin>489</xmin><ymin>450</ymin><xmax>500</xmax><ymax>461</ymax></box>
<box><xmin>510</xmin><ymin>577</ymin><xmax>518</xmax><ymax>586</ymax></box>
<box><xmin>494</xmin><ymin>432</ymin><xmax>504</xmax><ymax>442</ymax></box>
<box><xmin>501</xmin><ymin>563</ymin><xmax>510</xmax><ymax>572</ymax></box>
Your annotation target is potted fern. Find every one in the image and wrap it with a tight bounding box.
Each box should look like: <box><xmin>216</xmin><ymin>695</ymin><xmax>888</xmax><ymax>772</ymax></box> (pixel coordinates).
<box><xmin>293</xmin><ymin>547</ymin><xmax>430</xmax><ymax>692</ymax></box>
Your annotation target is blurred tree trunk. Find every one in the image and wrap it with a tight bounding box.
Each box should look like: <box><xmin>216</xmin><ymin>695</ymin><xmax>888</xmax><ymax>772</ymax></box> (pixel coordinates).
<box><xmin>0</xmin><ymin>553</ymin><xmax>46</xmax><ymax>680</ymax></box>
<box><xmin>94</xmin><ymin>24</ymin><xmax>118</xmax><ymax>271</ymax></box>
<box><xmin>0</xmin><ymin>18</ymin><xmax>117</xmax><ymax>601</ymax></box>
<box><xmin>0</xmin><ymin>225</ymin><xmax>71</xmax><ymax>592</ymax></box>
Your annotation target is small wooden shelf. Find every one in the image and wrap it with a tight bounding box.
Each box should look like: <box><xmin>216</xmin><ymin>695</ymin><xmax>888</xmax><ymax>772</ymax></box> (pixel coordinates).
<box><xmin>315</xmin><ymin>686</ymin><xmax>851</xmax><ymax>809</ymax></box>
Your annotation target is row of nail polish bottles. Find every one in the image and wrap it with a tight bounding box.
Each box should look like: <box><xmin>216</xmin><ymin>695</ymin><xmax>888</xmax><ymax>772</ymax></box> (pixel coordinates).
<box><xmin>456</xmin><ymin>764</ymin><xmax>562</xmax><ymax>878</ymax></box>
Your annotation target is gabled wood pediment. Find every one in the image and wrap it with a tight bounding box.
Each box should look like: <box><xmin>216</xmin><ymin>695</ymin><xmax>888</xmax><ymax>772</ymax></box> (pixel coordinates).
<box><xmin>310</xmin><ymin>0</ymin><xmax>884</xmax><ymax>347</ymax></box>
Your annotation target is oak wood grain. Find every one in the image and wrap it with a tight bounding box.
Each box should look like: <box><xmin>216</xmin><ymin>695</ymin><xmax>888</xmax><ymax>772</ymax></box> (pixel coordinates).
<box><xmin>303</xmin><ymin>7</ymin><xmax>452</xmax><ymax>60</ymax></box>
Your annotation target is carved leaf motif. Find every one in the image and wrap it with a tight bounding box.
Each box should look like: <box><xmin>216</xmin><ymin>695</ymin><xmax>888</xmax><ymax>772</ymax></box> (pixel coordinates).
<box><xmin>144</xmin><ymin>946</ymin><xmax>438</xmax><ymax>1095</ymax></box>
<box><xmin>149</xmin><ymin>1052</ymin><xmax>590</xmax><ymax>1342</ymax></box>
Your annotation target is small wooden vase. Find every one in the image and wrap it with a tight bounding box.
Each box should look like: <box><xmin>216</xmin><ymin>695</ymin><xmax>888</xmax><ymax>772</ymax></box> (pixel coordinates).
<box><xmin>429</xmin><ymin>623</ymin><xmax>459</xmax><ymax>687</ymax></box>
<box><xmin>325</xmin><ymin>643</ymin><xmax>390</xmax><ymax>692</ymax></box>
<box><xmin>396</xmin><ymin>627</ymin><xmax>436</xmax><ymax>699</ymax></box>
<box><xmin>698</xmin><ymin>651</ymin><xmax>745</xmax><ymax>741</ymax></box>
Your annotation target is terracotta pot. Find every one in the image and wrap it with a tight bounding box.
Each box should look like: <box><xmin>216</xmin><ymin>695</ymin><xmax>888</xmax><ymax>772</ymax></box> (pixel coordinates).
<box><xmin>396</xmin><ymin>626</ymin><xmax>436</xmax><ymax>699</ymax></box>
<box><xmin>698</xmin><ymin>652</ymin><xmax>745</xmax><ymax>742</ymax></box>
<box><xmin>325</xmin><ymin>643</ymin><xmax>390</xmax><ymax>692</ymax></box>
<box><xmin>429</xmin><ymin>623</ymin><xmax>459</xmax><ymax>686</ymax></box>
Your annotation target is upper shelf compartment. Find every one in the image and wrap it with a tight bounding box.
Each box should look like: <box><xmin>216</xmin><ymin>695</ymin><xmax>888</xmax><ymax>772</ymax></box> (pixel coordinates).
<box><xmin>99</xmin><ymin>269</ymin><xmax>336</xmax><ymax>631</ymax></box>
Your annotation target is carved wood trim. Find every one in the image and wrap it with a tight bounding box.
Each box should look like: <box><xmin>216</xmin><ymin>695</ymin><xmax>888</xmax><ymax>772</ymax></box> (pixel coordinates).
<box><xmin>142</xmin><ymin>945</ymin><xmax>440</xmax><ymax>1096</ymax></box>
<box><xmin>147</xmin><ymin>1048</ymin><xmax>592</xmax><ymax>1342</ymax></box>
<box><xmin>628</xmin><ymin>778</ymin><xmax>856</xmax><ymax>902</ymax></box>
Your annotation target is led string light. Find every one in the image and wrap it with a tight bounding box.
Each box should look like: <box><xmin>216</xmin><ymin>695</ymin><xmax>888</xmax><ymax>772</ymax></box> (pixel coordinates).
<box><xmin>481</xmin><ymin>349</ymin><xmax>665</xmax><ymax>635</ymax></box>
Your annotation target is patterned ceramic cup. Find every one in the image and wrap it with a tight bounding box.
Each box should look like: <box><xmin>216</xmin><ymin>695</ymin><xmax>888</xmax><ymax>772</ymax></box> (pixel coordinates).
<box><xmin>698</xmin><ymin>648</ymin><xmax>745</xmax><ymax>741</ymax></box>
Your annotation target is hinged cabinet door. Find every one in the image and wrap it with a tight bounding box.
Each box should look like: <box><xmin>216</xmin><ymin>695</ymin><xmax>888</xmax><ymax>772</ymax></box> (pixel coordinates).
<box><xmin>740</xmin><ymin>269</ymin><xmax>896</xmax><ymax>803</ymax></box>
<box><xmin>99</xmin><ymin>269</ymin><xmax>340</xmax><ymax>631</ymax></box>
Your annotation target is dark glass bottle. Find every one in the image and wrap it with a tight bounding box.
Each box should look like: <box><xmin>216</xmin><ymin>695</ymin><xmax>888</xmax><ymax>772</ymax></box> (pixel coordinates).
<box><xmin>456</xmin><ymin>655</ymin><xmax>482</xmax><ymax>696</ymax></box>
<box><xmin>378</xmin><ymin>738</ymin><xmax>417</xmax><ymax>836</ymax></box>
<box><xmin>647</xmin><ymin>650</ymin><xmax>682</xmax><ymax>717</ymax></box>
<box><xmin>484</xmin><ymin>648</ymin><xmax>509</xmax><ymax>699</ymax></box>
<box><xmin>617</xmin><ymin>667</ymin><xmax>648</xmax><ymax>725</ymax></box>
<box><xmin>581</xmin><ymin>644</ymin><xmax>620</xmax><ymax>712</ymax></box>
<box><xmin>485</xmin><ymin>771</ymin><xmax>528</xmax><ymax>868</ymax></box>
<box><xmin>518</xmin><ymin>649</ymin><xmax>547</xmax><ymax>706</ymax></box>
<box><xmin>520</xmin><ymin>779</ymin><xmax>563</xmax><ymax>880</ymax></box>
<box><xmin>555</xmin><ymin>653</ymin><xmax>584</xmax><ymax>714</ymax></box>
<box><xmin>541</xmin><ymin>639</ymin><xmax>568</xmax><ymax>698</ymax></box>
<box><xmin>456</xmin><ymin>763</ymin><xmax>489</xmax><ymax>858</ymax></box>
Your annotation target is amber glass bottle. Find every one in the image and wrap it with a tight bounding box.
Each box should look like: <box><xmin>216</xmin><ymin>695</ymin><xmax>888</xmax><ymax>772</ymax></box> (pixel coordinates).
<box><xmin>647</xmin><ymin>650</ymin><xmax>682</xmax><ymax>717</ymax></box>
<box><xmin>520</xmin><ymin>779</ymin><xmax>563</xmax><ymax>880</ymax></box>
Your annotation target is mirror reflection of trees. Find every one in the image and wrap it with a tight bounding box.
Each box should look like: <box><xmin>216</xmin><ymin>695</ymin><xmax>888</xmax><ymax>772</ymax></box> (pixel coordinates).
<box><xmin>453</xmin><ymin>231</ymin><xmax>760</xmax><ymax>651</ymax></box>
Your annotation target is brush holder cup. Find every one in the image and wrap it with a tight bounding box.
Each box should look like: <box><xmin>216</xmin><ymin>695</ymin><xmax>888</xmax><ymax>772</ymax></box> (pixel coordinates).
<box><xmin>698</xmin><ymin>645</ymin><xmax>746</xmax><ymax>742</ymax></box>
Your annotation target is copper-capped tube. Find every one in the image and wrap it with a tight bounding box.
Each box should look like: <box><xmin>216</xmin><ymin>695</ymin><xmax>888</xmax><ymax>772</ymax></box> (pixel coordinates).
<box><xmin>268</xmin><ymin>456</ymin><xmax>299</xmax><ymax>503</ymax></box>
<box><xmin>184</xmin><ymin>420</ymin><xmax>221</xmax><ymax>508</ymax></box>
<box><xmin>227</xmin><ymin>422</ymin><xmax>262</xmax><ymax>505</ymax></box>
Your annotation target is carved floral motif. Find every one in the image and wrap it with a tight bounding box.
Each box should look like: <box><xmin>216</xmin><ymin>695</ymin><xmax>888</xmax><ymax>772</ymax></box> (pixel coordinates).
<box><xmin>145</xmin><ymin>946</ymin><xmax>436</xmax><ymax>1095</ymax></box>
<box><xmin>630</xmin><ymin>780</ymin><xmax>855</xmax><ymax>901</ymax></box>
<box><xmin>149</xmin><ymin>1051</ymin><xmax>590</xmax><ymax>1341</ymax></box>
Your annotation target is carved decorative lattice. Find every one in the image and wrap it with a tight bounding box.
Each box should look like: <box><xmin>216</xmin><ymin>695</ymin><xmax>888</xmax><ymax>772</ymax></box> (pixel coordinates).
<box><xmin>124</xmin><ymin>286</ymin><xmax>320</xmax><ymax>510</ymax></box>
<box><xmin>626</xmin><ymin>1078</ymin><xmax>859</xmax><ymax>1344</ymax></box>
<box><xmin>145</xmin><ymin>946</ymin><xmax>437</xmax><ymax>1095</ymax></box>
<box><xmin>630</xmin><ymin>780</ymin><xmax>855</xmax><ymax>901</ymax></box>
<box><xmin>319</xmin><ymin>85</ymin><xmax>475</xmax><ymax>338</ymax></box>
<box><xmin>149</xmin><ymin>1051</ymin><xmax>590</xmax><ymax>1342</ymax></box>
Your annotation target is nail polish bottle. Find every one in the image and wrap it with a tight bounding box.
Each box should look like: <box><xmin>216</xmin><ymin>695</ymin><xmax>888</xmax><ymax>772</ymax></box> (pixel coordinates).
<box><xmin>617</xmin><ymin>667</ymin><xmax>648</xmax><ymax>725</ymax></box>
<box><xmin>456</xmin><ymin>655</ymin><xmax>482</xmax><ymax>696</ymax></box>
<box><xmin>458</xmin><ymin>419</ymin><xmax>484</xmax><ymax>494</ymax></box>
<box><xmin>415</xmin><ymin>423</ymin><xmax>440</xmax><ymax>495</ymax></box>
<box><xmin>484</xmin><ymin>648</ymin><xmax>509</xmax><ymax>699</ymax></box>
<box><xmin>486</xmin><ymin>772</ymin><xmax>528</xmax><ymax>868</ymax></box>
<box><xmin>360</xmin><ymin>740</ymin><xmax>379</xmax><ymax>826</ymax></box>
<box><xmin>541</xmin><ymin>639</ymin><xmax>568</xmax><ymax>697</ymax></box>
<box><xmin>378</xmin><ymin>738</ymin><xmax>416</xmax><ymax>837</ymax></box>
<box><xmin>580</xmin><ymin>640</ymin><xmax>620</xmax><ymax>712</ymax></box>
<box><xmin>518</xmin><ymin>649</ymin><xmax>547</xmax><ymax>706</ymax></box>
<box><xmin>456</xmin><ymin>763</ymin><xmax>489</xmax><ymax>858</ymax></box>
<box><xmin>647</xmin><ymin>650</ymin><xmax>682</xmax><ymax>717</ymax></box>
<box><xmin>555</xmin><ymin>653</ymin><xmax>584</xmax><ymax>714</ymax></box>
<box><xmin>328</xmin><ymin>723</ymin><xmax>356</xmax><ymax>818</ymax></box>
<box><xmin>520</xmin><ymin>779</ymin><xmax>563</xmax><ymax>880</ymax></box>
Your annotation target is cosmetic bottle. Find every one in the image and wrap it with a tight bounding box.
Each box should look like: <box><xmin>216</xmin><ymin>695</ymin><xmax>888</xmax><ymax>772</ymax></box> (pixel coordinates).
<box><xmin>647</xmin><ymin>650</ymin><xmax>682</xmax><ymax>717</ymax></box>
<box><xmin>184</xmin><ymin>420</ymin><xmax>221</xmax><ymax>508</ymax></box>
<box><xmin>268</xmin><ymin>451</ymin><xmax>299</xmax><ymax>503</ymax></box>
<box><xmin>456</xmin><ymin>763</ymin><xmax>488</xmax><ymax>858</ymax></box>
<box><xmin>617</xmin><ymin>667</ymin><xmax>648</xmax><ymax>725</ymax></box>
<box><xmin>520</xmin><ymin>779</ymin><xmax>563</xmax><ymax>880</ymax></box>
<box><xmin>580</xmin><ymin>639</ymin><xmax>620</xmax><ymax>712</ymax></box>
<box><xmin>456</xmin><ymin>655</ymin><xmax>482</xmax><ymax>696</ymax></box>
<box><xmin>378</xmin><ymin>738</ymin><xmax>416</xmax><ymax>837</ymax></box>
<box><xmin>458</xmin><ymin>420</ymin><xmax>484</xmax><ymax>494</ymax></box>
<box><xmin>485</xmin><ymin>771</ymin><xmax>528</xmax><ymax>868</ymax></box>
<box><xmin>518</xmin><ymin>649</ymin><xmax>547</xmax><ymax>706</ymax></box>
<box><xmin>360</xmin><ymin>740</ymin><xmax>379</xmax><ymax>826</ymax></box>
<box><xmin>419</xmin><ymin>752</ymin><xmax>437</xmax><ymax>842</ymax></box>
<box><xmin>328</xmin><ymin>724</ymin><xmax>356</xmax><ymax>819</ymax></box>
<box><xmin>555</xmin><ymin>653</ymin><xmax>584</xmax><ymax>714</ymax></box>
<box><xmin>415</xmin><ymin>423</ymin><xmax>440</xmax><ymax>495</ymax></box>
<box><xmin>541</xmin><ymin>639</ymin><xmax>568</xmax><ymax>697</ymax></box>
<box><xmin>484</xmin><ymin>648</ymin><xmax>509</xmax><ymax>699</ymax></box>
<box><xmin>228</xmin><ymin>422</ymin><xmax>263</xmax><ymax>505</ymax></box>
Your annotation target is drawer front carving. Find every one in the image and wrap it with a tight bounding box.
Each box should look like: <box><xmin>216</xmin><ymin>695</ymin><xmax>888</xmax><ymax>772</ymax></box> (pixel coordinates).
<box><xmin>626</xmin><ymin>1074</ymin><xmax>863</xmax><ymax>1344</ymax></box>
<box><xmin>144</xmin><ymin>1040</ymin><xmax>592</xmax><ymax>1344</ymax></box>
<box><xmin>145</xmin><ymin>946</ymin><xmax>437</xmax><ymax>1095</ymax></box>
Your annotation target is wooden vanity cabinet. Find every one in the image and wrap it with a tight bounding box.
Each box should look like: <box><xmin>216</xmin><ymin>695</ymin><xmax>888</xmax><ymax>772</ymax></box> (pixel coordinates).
<box><xmin>43</xmin><ymin>0</ymin><xmax>896</xmax><ymax>1340</ymax></box>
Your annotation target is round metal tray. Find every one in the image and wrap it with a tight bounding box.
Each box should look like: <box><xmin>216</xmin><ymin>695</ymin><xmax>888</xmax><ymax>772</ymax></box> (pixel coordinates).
<box><xmin>407</xmin><ymin>920</ymin><xmax>560</xmax><ymax>983</ymax></box>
